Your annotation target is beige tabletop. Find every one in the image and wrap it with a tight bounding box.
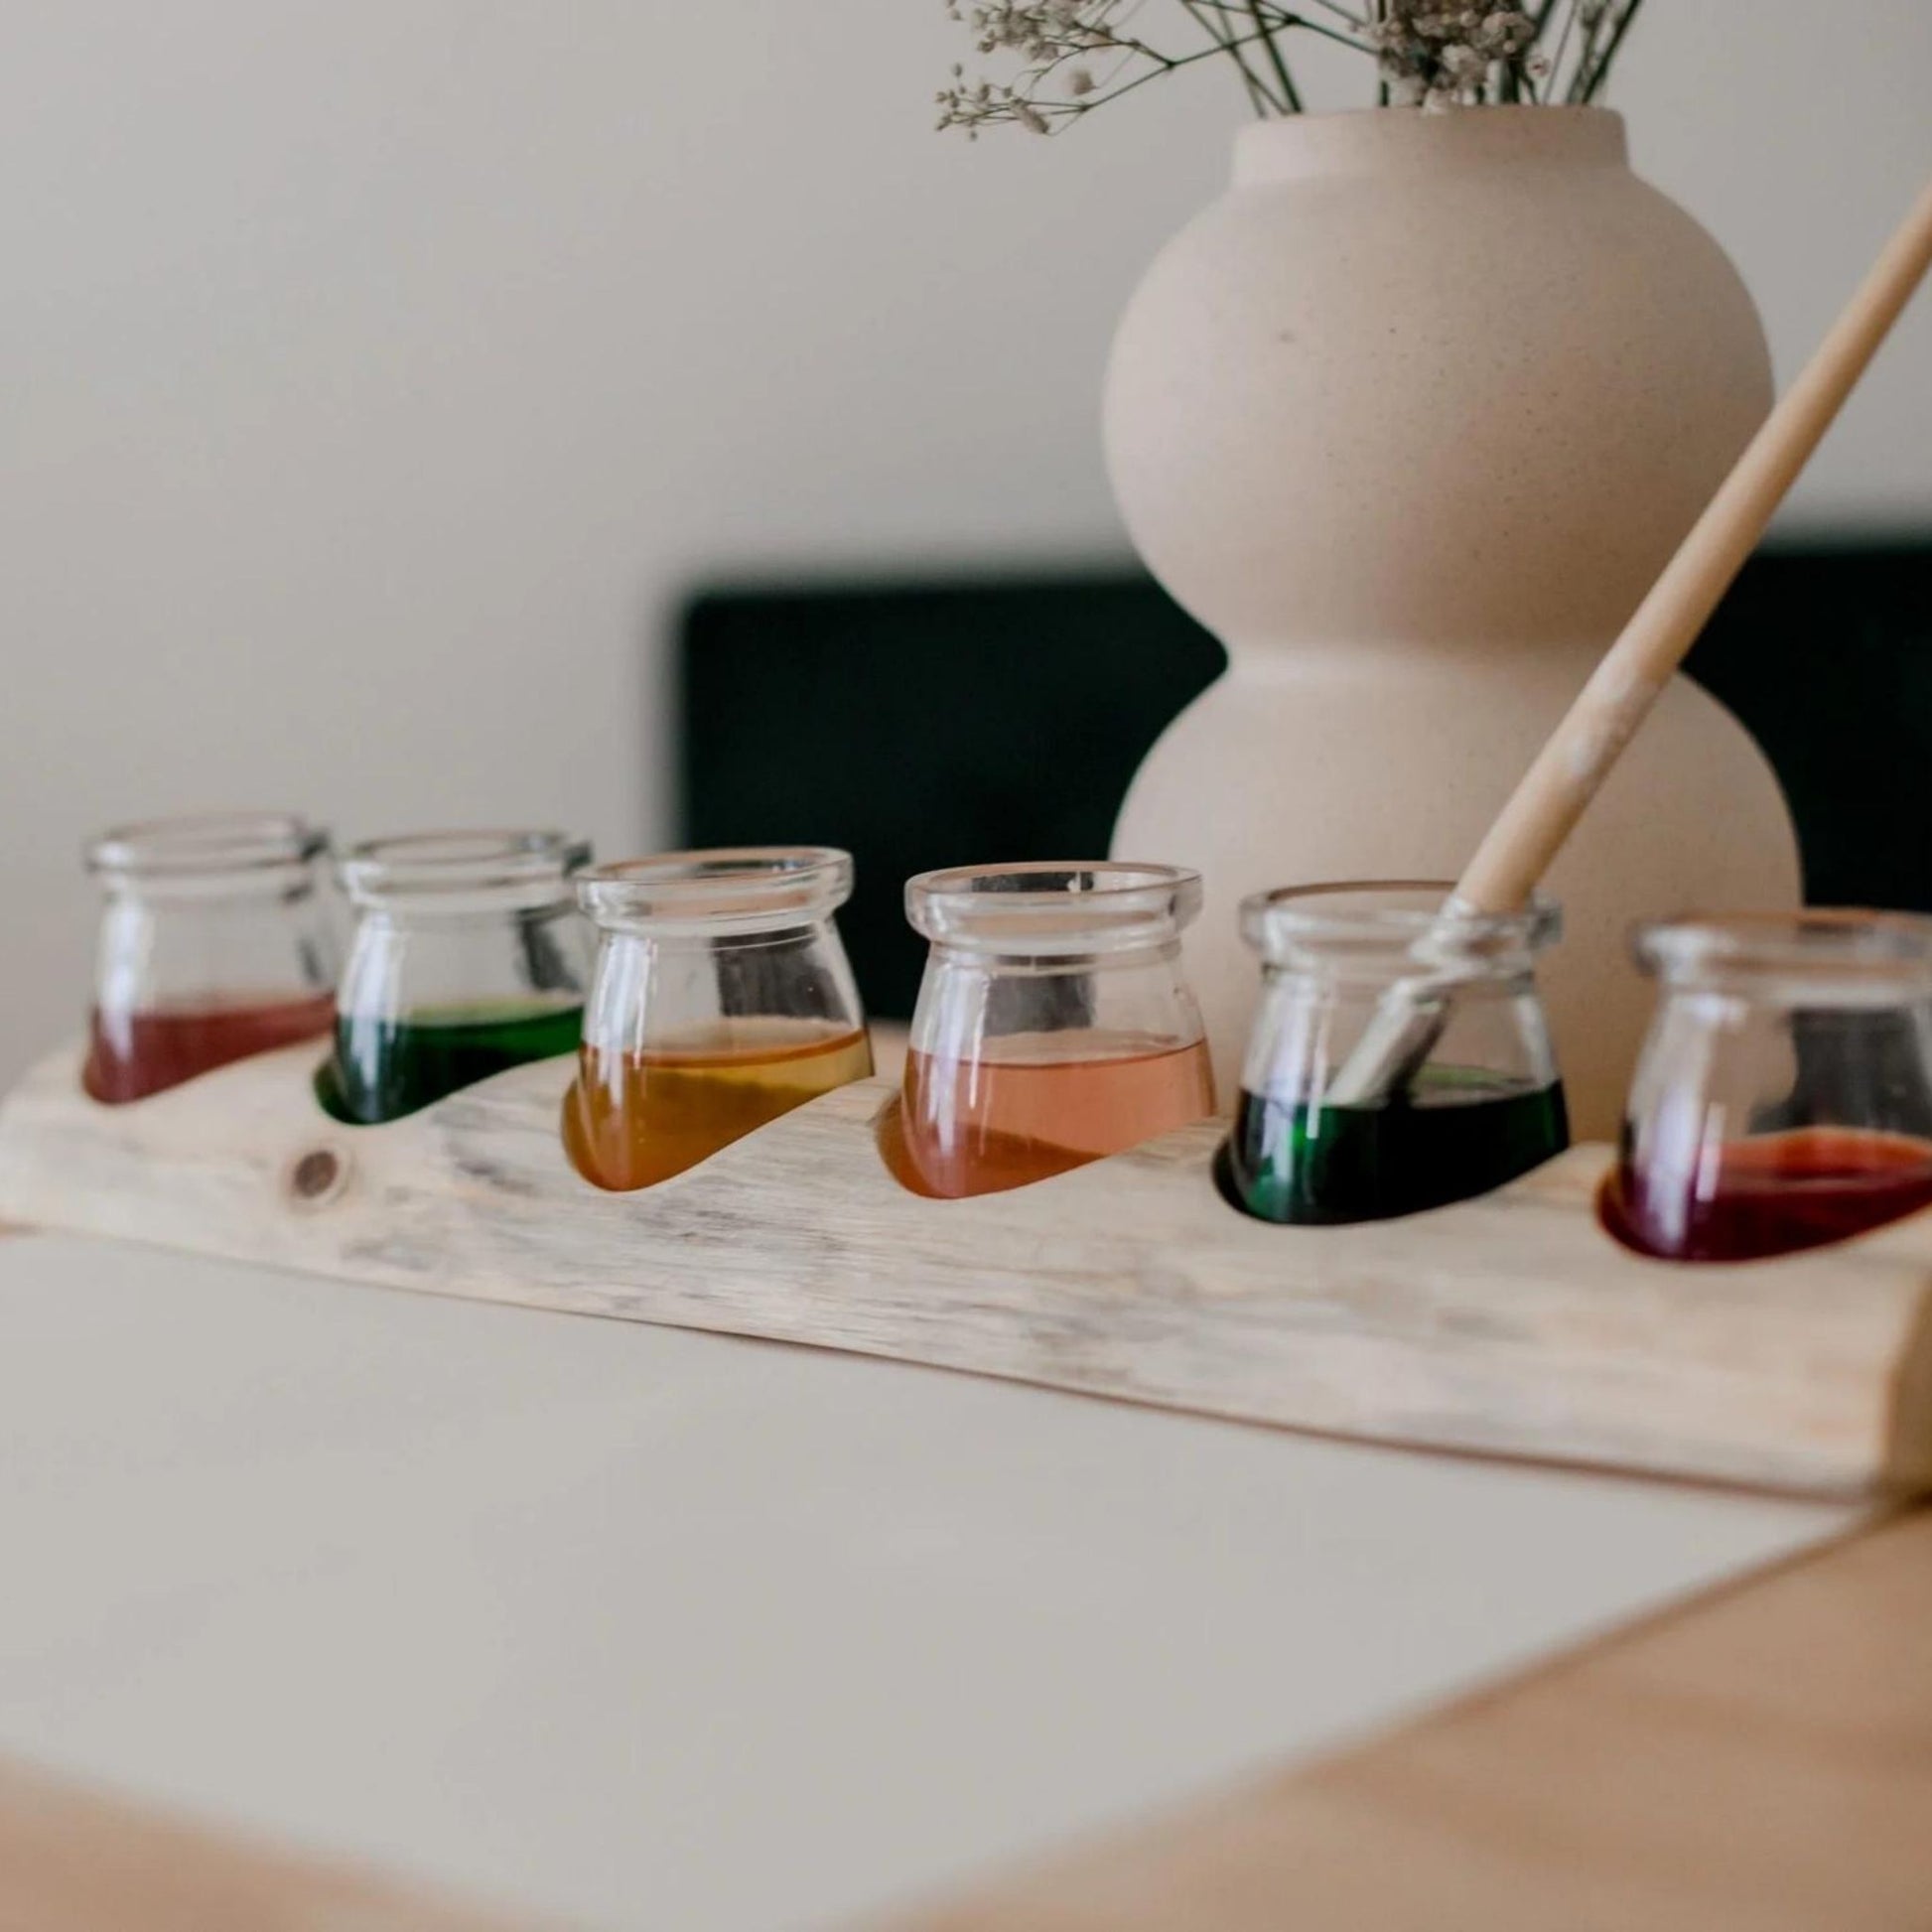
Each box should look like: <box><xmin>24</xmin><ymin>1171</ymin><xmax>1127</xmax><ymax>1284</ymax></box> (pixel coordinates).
<box><xmin>0</xmin><ymin>1227</ymin><xmax>1860</xmax><ymax>1929</ymax></box>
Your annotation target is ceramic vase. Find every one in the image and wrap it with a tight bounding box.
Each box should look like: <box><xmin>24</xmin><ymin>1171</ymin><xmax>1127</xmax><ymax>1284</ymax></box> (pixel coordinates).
<box><xmin>1105</xmin><ymin>105</ymin><xmax>1800</xmax><ymax>1139</ymax></box>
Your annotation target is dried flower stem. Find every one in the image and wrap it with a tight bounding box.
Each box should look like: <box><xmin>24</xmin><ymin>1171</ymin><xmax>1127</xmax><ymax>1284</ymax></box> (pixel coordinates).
<box><xmin>1183</xmin><ymin>1</ymin><xmax>1283</xmax><ymax>113</ymax></box>
<box><xmin>1246</xmin><ymin>1</ymin><xmax>1304</xmax><ymax>110</ymax></box>
<box><xmin>1579</xmin><ymin>0</ymin><xmax>1644</xmax><ymax>101</ymax></box>
<box><xmin>935</xmin><ymin>0</ymin><xmax>1653</xmax><ymax>136</ymax></box>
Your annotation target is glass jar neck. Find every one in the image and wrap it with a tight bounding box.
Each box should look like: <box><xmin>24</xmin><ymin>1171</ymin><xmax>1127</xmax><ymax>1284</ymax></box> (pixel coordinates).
<box><xmin>923</xmin><ymin>935</ymin><xmax>1183</xmax><ymax>977</ymax></box>
<box><xmin>88</xmin><ymin>813</ymin><xmax>330</xmax><ymax>903</ymax></box>
<box><xmin>596</xmin><ymin>919</ymin><xmax>835</xmax><ymax>950</ymax></box>
<box><xmin>341</xmin><ymin>831</ymin><xmax>588</xmax><ymax>919</ymax></box>
<box><xmin>1637</xmin><ymin>912</ymin><xmax>1932</xmax><ymax>1011</ymax></box>
<box><xmin>1245</xmin><ymin>883</ymin><xmax>1559</xmax><ymax>988</ymax></box>
<box><xmin>906</xmin><ymin>863</ymin><xmax>1202</xmax><ymax>959</ymax></box>
<box><xmin>579</xmin><ymin>848</ymin><xmax>854</xmax><ymax>941</ymax></box>
<box><xmin>1262</xmin><ymin>944</ymin><xmax>1543</xmax><ymax>992</ymax></box>
<box><xmin>97</xmin><ymin>867</ymin><xmax>325</xmax><ymax>905</ymax></box>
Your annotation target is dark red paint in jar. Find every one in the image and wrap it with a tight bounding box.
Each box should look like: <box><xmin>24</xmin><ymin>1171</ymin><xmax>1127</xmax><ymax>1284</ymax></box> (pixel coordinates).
<box><xmin>83</xmin><ymin>994</ymin><xmax>337</xmax><ymax>1104</ymax></box>
<box><xmin>1603</xmin><ymin>1125</ymin><xmax>1932</xmax><ymax>1262</ymax></box>
<box><xmin>1605</xmin><ymin>911</ymin><xmax>1932</xmax><ymax>1263</ymax></box>
<box><xmin>81</xmin><ymin>814</ymin><xmax>339</xmax><ymax>1104</ymax></box>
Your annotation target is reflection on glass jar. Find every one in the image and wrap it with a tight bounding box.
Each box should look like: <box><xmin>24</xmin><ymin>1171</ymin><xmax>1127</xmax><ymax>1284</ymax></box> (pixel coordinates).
<box><xmin>318</xmin><ymin>830</ymin><xmax>591</xmax><ymax>1125</ymax></box>
<box><xmin>1602</xmin><ymin>911</ymin><xmax>1932</xmax><ymax>1262</ymax></box>
<box><xmin>82</xmin><ymin>813</ymin><xmax>339</xmax><ymax>1104</ymax></box>
<box><xmin>882</xmin><ymin>863</ymin><xmax>1215</xmax><ymax>1199</ymax></box>
<box><xmin>1222</xmin><ymin>882</ymin><xmax>1569</xmax><ymax>1225</ymax></box>
<box><xmin>561</xmin><ymin>848</ymin><xmax>872</xmax><ymax>1190</ymax></box>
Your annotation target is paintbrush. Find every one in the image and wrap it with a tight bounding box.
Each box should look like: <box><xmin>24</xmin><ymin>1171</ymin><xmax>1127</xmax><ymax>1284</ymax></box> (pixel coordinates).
<box><xmin>1324</xmin><ymin>174</ymin><xmax>1932</xmax><ymax>1110</ymax></box>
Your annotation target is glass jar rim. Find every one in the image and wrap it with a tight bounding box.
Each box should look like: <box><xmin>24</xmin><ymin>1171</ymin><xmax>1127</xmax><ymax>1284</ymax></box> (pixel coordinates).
<box><xmin>578</xmin><ymin>847</ymin><xmax>854</xmax><ymax>934</ymax></box>
<box><xmin>86</xmin><ymin>811</ymin><xmax>328</xmax><ymax>881</ymax></box>
<box><xmin>339</xmin><ymin>829</ymin><xmax>590</xmax><ymax>909</ymax></box>
<box><xmin>1241</xmin><ymin>880</ymin><xmax>1561</xmax><ymax>960</ymax></box>
<box><xmin>1635</xmin><ymin>909</ymin><xmax>1932</xmax><ymax>994</ymax></box>
<box><xmin>906</xmin><ymin>861</ymin><xmax>1202</xmax><ymax>957</ymax></box>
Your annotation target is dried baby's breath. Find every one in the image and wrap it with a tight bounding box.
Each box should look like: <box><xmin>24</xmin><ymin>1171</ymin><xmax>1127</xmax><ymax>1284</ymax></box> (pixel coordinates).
<box><xmin>936</xmin><ymin>0</ymin><xmax>1648</xmax><ymax>136</ymax></box>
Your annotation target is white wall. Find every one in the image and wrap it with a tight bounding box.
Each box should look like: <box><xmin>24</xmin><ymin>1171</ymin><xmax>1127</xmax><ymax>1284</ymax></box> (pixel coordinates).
<box><xmin>4</xmin><ymin>0</ymin><xmax>1929</xmax><ymax>1086</ymax></box>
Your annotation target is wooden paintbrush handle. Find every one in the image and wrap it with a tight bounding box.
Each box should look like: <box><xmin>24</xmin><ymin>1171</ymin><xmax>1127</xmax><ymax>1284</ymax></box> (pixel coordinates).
<box><xmin>1454</xmin><ymin>176</ymin><xmax>1932</xmax><ymax>915</ymax></box>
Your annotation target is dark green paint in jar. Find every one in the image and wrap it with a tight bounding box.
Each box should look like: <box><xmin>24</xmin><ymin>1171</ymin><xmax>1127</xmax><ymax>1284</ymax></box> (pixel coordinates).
<box><xmin>321</xmin><ymin>829</ymin><xmax>591</xmax><ymax>1125</ymax></box>
<box><xmin>1221</xmin><ymin>1068</ymin><xmax>1569</xmax><ymax>1225</ymax></box>
<box><xmin>317</xmin><ymin>1001</ymin><xmax>584</xmax><ymax>1125</ymax></box>
<box><xmin>1221</xmin><ymin>881</ymin><xmax>1569</xmax><ymax>1227</ymax></box>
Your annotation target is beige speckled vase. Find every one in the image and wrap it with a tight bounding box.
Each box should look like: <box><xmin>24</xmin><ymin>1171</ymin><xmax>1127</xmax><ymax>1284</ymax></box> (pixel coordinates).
<box><xmin>1105</xmin><ymin>105</ymin><xmax>1800</xmax><ymax>1139</ymax></box>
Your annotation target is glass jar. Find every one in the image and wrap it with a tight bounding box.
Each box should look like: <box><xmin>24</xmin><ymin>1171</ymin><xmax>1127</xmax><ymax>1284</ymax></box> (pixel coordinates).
<box><xmin>1603</xmin><ymin>911</ymin><xmax>1932</xmax><ymax>1262</ymax></box>
<box><xmin>82</xmin><ymin>813</ymin><xmax>339</xmax><ymax>1104</ymax></box>
<box><xmin>883</xmin><ymin>862</ymin><xmax>1215</xmax><ymax>1199</ymax></box>
<box><xmin>561</xmin><ymin>848</ymin><xmax>873</xmax><ymax>1190</ymax></box>
<box><xmin>318</xmin><ymin>830</ymin><xmax>592</xmax><ymax>1125</ymax></box>
<box><xmin>1223</xmin><ymin>882</ymin><xmax>1569</xmax><ymax>1225</ymax></box>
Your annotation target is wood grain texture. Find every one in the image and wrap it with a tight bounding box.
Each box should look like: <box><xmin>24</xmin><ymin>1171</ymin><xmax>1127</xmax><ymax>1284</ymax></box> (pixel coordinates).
<box><xmin>896</xmin><ymin>1507</ymin><xmax>1932</xmax><ymax>1932</ymax></box>
<box><xmin>4</xmin><ymin>1041</ymin><xmax>1932</xmax><ymax>1497</ymax></box>
<box><xmin>0</xmin><ymin>1756</ymin><xmax>537</xmax><ymax>1932</ymax></box>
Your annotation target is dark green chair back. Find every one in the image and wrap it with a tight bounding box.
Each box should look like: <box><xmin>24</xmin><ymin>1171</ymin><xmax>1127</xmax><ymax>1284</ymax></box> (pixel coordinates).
<box><xmin>679</xmin><ymin>542</ymin><xmax>1932</xmax><ymax>1019</ymax></box>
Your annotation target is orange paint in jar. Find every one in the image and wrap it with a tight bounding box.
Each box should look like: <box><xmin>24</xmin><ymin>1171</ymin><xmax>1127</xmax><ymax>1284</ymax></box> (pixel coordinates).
<box><xmin>562</xmin><ymin>849</ymin><xmax>872</xmax><ymax>1192</ymax></box>
<box><xmin>565</xmin><ymin>1021</ymin><xmax>873</xmax><ymax>1190</ymax></box>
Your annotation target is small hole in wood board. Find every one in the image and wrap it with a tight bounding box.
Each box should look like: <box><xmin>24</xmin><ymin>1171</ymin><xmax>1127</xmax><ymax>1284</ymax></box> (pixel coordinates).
<box><xmin>285</xmin><ymin>1146</ymin><xmax>349</xmax><ymax>1208</ymax></box>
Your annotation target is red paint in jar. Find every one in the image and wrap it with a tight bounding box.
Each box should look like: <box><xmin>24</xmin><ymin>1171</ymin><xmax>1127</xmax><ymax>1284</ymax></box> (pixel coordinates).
<box><xmin>1602</xmin><ymin>1125</ymin><xmax>1932</xmax><ymax>1262</ymax></box>
<box><xmin>83</xmin><ymin>994</ymin><xmax>336</xmax><ymax>1105</ymax></box>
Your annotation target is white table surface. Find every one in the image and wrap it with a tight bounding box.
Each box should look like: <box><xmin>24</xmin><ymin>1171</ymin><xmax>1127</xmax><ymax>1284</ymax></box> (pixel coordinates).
<box><xmin>0</xmin><ymin>1231</ymin><xmax>1860</xmax><ymax>1930</ymax></box>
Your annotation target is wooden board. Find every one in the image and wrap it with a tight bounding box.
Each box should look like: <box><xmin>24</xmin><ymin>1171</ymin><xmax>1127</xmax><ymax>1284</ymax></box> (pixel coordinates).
<box><xmin>898</xmin><ymin>1505</ymin><xmax>1932</xmax><ymax>1932</ymax></box>
<box><xmin>4</xmin><ymin>1040</ymin><xmax>1932</xmax><ymax>1498</ymax></box>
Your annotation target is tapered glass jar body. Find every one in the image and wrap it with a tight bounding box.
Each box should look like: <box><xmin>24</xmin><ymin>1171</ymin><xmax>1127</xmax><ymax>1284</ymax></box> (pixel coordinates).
<box><xmin>562</xmin><ymin>848</ymin><xmax>872</xmax><ymax>1190</ymax></box>
<box><xmin>83</xmin><ymin>813</ymin><xmax>339</xmax><ymax>1103</ymax></box>
<box><xmin>1605</xmin><ymin>912</ymin><xmax>1932</xmax><ymax>1261</ymax></box>
<box><xmin>1224</xmin><ymin>882</ymin><xmax>1568</xmax><ymax>1225</ymax></box>
<box><xmin>887</xmin><ymin>863</ymin><xmax>1215</xmax><ymax>1199</ymax></box>
<box><xmin>320</xmin><ymin>830</ymin><xmax>591</xmax><ymax>1124</ymax></box>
